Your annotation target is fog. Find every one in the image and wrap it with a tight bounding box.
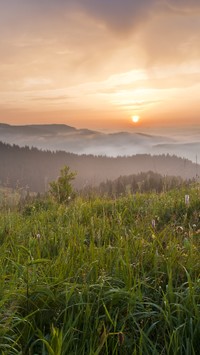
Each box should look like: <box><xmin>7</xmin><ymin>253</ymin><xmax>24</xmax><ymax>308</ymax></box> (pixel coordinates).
<box><xmin>0</xmin><ymin>123</ymin><xmax>199</xmax><ymax>162</ymax></box>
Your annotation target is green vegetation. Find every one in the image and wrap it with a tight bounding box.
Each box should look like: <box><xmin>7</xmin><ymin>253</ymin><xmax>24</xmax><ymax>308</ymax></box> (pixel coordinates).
<box><xmin>49</xmin><ymin>166</ymin><xmax>76</xmax><ymax>204</ymax></box>
<box><xmin>0</xmin><ymin>184</ymin><xmax>200</xmax><ymax>354</ymax></box>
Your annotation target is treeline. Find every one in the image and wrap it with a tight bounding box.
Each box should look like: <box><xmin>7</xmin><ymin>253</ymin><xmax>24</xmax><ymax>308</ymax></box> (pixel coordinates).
<box><xmin>0</xmin><ymin>141</ymin><xmax>199</xmax><ymax>193</ymax></box>
<box><xmin>82</xmin><ymin>171</ymin><xmax>192</xmax><ymax>197</ymax></box>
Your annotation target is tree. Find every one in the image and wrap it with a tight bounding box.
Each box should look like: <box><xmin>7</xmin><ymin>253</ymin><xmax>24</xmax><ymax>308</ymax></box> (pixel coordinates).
<box><xmin>49</xmin><ymin>166</ymin><xmax>76</xmax><ymax>203</ymax></box>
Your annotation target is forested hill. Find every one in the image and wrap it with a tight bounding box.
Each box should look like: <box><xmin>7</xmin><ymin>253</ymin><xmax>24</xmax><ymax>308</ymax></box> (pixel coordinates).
<box><xmin>0</xmin><ymin>141</ymin><xmax>199</xmax><ymax>192</ymax></box>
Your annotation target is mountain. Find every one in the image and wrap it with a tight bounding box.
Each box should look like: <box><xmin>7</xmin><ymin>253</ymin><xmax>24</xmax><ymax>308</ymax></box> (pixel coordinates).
<box><xmin>1</xmin><ymin>123</ymin><xmax>199</xmax><ymax>161</ymax></box>
<box><xmin>0</xmin><ymin>141</ymin><xmax>199</xmax><ymax>193</ymax></box>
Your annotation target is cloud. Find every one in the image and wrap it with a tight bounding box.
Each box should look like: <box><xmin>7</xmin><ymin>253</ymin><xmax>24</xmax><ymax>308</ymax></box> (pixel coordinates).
<box><xmin>164</xmin><ymin>0</ymin><xmax>200</xmax><ymax>13</ymax></box>
<box><xmin>1</xmin><ymin>0</ymin><xmax>200</xmax><ymax>130</ymax></box>
<box><xmin>1</xmin><ymin>1</ymin><xmax>200</xmax><ymax>65</ymax></box>
<box><xmin>1</xmin><ymin>1</ymin><xmax>200</xmax><ymax>36</ymax></box>
<box><xmin>139</xmin><ymin>11</ymin><xmax>200</xmax><ymax>67</ymax></box>
<box><xmin>70</xmin><ymin>0</ymin><xmax>155</xmax><ymax>33</ymax></box>
<box><xmin>1</xmin><ymin>0</ymin><xmax>153</xmax><ymax>31</ymax></box>
<box><xmin>31</xmin><ymin>96</ymin><xmax>71</xmax><ymax>102</ymax></box>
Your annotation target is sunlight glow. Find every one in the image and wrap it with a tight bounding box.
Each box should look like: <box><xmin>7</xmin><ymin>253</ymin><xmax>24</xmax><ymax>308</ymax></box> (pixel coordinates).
<box><xmin>132</xmin><ymin>115</ymin><xmax>140</xmax><ymax>123</ymax></box>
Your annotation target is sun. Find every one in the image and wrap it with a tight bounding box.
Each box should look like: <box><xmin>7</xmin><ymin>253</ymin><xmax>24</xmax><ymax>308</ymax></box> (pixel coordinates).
<box><xmin>132</xmin><ymin>115</ymin><xmax>140</xmax><ymax>123</ymax></box>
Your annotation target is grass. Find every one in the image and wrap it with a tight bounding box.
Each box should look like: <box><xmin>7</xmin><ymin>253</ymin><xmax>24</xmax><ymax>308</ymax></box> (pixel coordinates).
<box><xmin>0</xmin><ymin>185</ymin><xmax>199</xmax><ymax>354</ymax></box>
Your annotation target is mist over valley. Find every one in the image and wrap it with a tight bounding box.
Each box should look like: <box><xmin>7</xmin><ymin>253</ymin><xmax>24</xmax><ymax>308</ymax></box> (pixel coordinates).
<box><xmin>0</xmin><ymin>123</ymin><xmax>199</xmax><ymax>162</ymax></box>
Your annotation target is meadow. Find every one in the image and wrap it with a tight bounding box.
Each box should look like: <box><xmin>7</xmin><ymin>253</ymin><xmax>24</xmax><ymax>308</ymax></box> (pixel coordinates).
<box><xmin>0</xmin><ymin>185</ymin><xmax>200</xmax><ymax>354</ymax></box>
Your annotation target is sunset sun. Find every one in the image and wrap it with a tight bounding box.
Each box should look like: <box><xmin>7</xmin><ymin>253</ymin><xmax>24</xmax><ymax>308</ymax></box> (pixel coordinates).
<box><xmin>132</xmin><ymin>115</ymin><xmax>140</xmax><ymax>123</ymax></box>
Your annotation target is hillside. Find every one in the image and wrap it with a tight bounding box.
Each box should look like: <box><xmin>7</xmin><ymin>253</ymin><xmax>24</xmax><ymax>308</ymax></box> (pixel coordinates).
<box><xmin>1</xmin><ymin>123</ymin><xmax>200</xmax><ymax>161</ymax></box>
<box><xmin>0</xmin><ymin>141</ymin><xmax>199</xmax><ymax>192</ymax></box>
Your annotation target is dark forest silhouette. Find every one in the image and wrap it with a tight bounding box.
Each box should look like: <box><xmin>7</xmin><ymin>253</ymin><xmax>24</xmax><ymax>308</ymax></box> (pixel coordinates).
<box><xmin>83</xmin><ymin>171</ymin><xmax>191</xmax><ymax>197</ymax></box>
<box><xmin>0</xmin><ymin>141</ymin><xmax>199</xmax><ymax>193</ymax></box>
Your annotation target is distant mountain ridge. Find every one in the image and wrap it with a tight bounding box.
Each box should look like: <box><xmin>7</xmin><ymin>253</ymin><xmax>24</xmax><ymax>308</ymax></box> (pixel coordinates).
<box><xmin>1</xmin><ymin>122</ymin><xmax>199</xmax><ymax>161</ymax></box>
<box><xmin>0</xmin><ymin>141</ymin><xmax>199</xmax><ymax>193</ymax></box>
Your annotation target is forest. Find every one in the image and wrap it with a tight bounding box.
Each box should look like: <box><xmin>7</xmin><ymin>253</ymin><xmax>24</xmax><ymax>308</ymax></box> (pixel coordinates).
<box><xmin>0</xmin><ymin>141</ymin><xmax>199</xmax><ymax>193</ymax></box>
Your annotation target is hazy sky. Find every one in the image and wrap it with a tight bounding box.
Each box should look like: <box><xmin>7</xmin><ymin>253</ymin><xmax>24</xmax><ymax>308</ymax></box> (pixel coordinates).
<box><xmin>0</xmin><ymin>0</ymin><xmax>200</xmax><ymax>131</ymax></box>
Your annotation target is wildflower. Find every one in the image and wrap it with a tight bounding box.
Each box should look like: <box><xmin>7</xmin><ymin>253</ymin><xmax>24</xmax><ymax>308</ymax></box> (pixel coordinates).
<box><xmin>152</xmin><ymin>219</ymin><xmax>156</xmax><ymax>228</ymax></box>
<box><xmin>175</xmin><ymin>226</ymin><xmax>184</xmax><ymax>233</ymax></box>
<box><xmin>36</xmin><ymin>233</ymin><xmax>41</xmax><ymax>239</ymax></box>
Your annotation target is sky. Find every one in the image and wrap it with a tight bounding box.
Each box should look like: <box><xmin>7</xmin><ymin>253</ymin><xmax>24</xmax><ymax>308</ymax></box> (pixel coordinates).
<box><xmin>0</xmin><ymin>0</ymin><xmax>200</xmax><ymax>132</ymax></box>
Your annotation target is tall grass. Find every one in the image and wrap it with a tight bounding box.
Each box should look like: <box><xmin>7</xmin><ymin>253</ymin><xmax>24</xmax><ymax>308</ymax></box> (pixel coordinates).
<box><xmin>0</xmin><ymin>185</ymin><xmax>199</xmax><ymax>354</ymax></box>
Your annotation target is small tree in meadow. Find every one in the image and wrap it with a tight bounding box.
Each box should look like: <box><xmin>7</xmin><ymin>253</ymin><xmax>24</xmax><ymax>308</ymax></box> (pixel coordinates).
<box><xmin>49</xmin><ymin>166</ymin><xmax>76</xmax><ymax>203</ymax></box>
